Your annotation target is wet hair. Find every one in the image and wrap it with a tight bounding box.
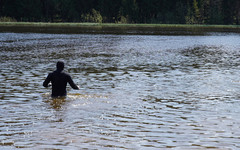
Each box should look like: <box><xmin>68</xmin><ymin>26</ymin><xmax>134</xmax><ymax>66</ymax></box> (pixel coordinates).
<box><xmin>56</xmin><ymin>61</ymin><xmax>64</xmax><ymax>71</ymax></box>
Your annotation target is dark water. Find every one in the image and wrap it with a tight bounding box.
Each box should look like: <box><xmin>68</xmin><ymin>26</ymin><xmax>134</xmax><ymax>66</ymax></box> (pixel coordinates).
<box><xmin>1</xmin><ymin>32</ymin><xmax>240</xmax><ymax>149</ymax></box>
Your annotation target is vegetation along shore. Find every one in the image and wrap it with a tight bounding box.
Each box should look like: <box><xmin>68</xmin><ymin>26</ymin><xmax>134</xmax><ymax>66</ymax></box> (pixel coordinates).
<box><xmin>0</xmin><ymin>22</ymin><xmax>239</xmax><ymax>35</ymax></box>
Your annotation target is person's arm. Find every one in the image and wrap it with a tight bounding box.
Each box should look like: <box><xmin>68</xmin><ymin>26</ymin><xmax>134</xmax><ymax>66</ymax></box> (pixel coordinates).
<box><xmin>43</xmin><ymin>74</ymin><xmax>51</xmax><ymax>88</ymax></box>
<box><xmin>68</xmin><ymin>75</ymin><xmax>79</xmax><ymax>90</ymax></box>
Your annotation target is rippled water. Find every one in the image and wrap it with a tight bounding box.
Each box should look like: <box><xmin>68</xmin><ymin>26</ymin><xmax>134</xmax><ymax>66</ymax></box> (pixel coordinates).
<box><xmin>1</xmin><ymin>32</ymin><xmax>240</xmax><ymax>149</ymax></box>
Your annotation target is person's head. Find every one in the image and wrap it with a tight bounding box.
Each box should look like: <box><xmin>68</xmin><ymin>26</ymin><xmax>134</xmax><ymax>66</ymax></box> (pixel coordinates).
<box><xmin>56</xmin><ymin>61</ymin><xmax>64</xmax><ymax>71</ymax></box>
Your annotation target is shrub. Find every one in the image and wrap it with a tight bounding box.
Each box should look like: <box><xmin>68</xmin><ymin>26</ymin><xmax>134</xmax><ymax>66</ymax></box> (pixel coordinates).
<box><xmin>0</xmin><ymin>16</ymin><xmax>17</xmax><ymax>22</ymax></box>
<box><xmin>81</xmin><ymin>9</ymin><xmax>102</xmax><ymax>23</ymax></box>
<box><xmin>118</xmin><ymin>16</ymin><xmax>128</xmax><ymax>24</ymax></box>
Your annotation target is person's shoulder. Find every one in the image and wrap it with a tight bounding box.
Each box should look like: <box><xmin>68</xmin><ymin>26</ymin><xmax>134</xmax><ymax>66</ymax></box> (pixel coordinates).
<box><xmin>48</xmin><ymin>72</ymin><xmax>54</xmax><ymax>76</ymax></box>
<box><xmin>61</xmin><ymin>72</ymin><xmax>71</xmax><ymax>77</ymax></box>
<box><xmin>51</xmin><ymin>70</ymin><xmax>59</xmax><ymax>75</ymax></box>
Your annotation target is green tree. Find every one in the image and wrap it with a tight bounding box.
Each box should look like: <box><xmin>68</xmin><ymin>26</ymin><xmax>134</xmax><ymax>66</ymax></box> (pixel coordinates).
<box><xmin>185</xmin><ymin>0</ymin><xmax>202</xmax><ymax>24</ymax></box>
<box><xmin>193</xmin><ymin>0</ymin><xmax>200</xmax><ymax>23</ymax></box>
<box><xmin>175</xmin><ymin>1</ymin><xmax>188</xmax><ymax>24</ymax></box>
<box><xmin>0</xmin><ymin>0</ymin><xmax>239</xmax><ymax>25</ymax></box>
<box><xmin>2</xmin><ymin>0</ymin><xmax>42</xmax><ymax>21</ymax></box>
<box><xmin>137</xmin><ymin>0</ymin><xmax>160</xmax><ymax>23</ymax></box>
<box><xmin>222</xmin><ymin>0</ymin><xmax>239</xmax><ymax>24</ymax></box>
<box><xmin>119</xmin><ymin>0</ymin><xmax>138</xmax><ymax>23</ymax></box>
<box><xmin>57</xmin><ymin>0</ymin><xmax>79</xmax><ymax>22</ymax></box>
<box><xmin>208</xmin><ymin>0</ymin><xmax>223</xmax><ymax>24</ymax></box>
<box><xmin>98</xmin><ymin>0</ymin><xmax>121</xmax><ymax>22</ymax></box>
<box><xmin>40</xmin><ymin>0</ymin><xmax>58</xmax><ymax>22</ymax></box>
<box><xmin>235</xmin><ymin>1</ymin><xmax>240</xmax><ymax>24</ymax></box>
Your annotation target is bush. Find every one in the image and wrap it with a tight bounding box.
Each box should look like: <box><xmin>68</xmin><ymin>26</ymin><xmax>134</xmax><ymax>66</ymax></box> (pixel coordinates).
<box><xmin>185</xmin><ymin>15</ymin><xmax>196</xmax><ymax>24</ymax></box>
<box><xmin>0</xmin><ymin>16</ymin><xmax>17</xmax><ymax>22</ymax></box>
<box><xmin>116</xmin><ymin>16</ymin><xmax>127</xmax><ymax>24</ymax></box>
<box><xmin>81</xmin><ymin>9</ymin><xmax>102</xmax><ymax>23</ymax></box>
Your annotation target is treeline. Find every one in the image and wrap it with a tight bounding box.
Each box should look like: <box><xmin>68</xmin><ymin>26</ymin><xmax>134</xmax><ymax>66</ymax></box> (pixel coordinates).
<box><xmin>0</xmin><ymin>0</ymin><xmax>240</xmax><ymax>25</ymax></box>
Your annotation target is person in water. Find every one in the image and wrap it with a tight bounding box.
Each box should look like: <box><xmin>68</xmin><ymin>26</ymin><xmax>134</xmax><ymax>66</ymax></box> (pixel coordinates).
<box><xmin>43</xmin><ymin>61</ymin><xmax>79</xmax><ymax>97</ymax></box>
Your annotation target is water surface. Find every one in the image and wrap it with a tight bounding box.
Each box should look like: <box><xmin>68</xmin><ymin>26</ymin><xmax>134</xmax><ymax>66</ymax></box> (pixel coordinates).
<box><xmin>0</xmin><ymin>32</ymin><xmax>240</xmax><ymax>149</ymax></box>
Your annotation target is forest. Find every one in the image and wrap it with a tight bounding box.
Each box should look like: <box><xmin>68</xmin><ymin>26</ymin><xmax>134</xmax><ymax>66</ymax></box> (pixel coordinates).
<box><xmin>0</xmin><ymin>0</ymin><xmax>240</xmax><ymax>25</ymax></box>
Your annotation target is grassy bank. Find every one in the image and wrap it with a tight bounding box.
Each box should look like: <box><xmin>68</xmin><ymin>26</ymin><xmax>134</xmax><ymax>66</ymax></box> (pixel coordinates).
<box><xmin>1</xmin><ymin>22</ymin><xmax>240</xmax><ymax>28</ymax></box>
<box><xmin>0</xmin><ymin>22</ymin><xmax>240</xmax><ymax>35</ymax></box>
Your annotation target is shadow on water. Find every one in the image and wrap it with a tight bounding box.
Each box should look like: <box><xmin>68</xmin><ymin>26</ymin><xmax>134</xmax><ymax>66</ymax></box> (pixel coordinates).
<box><xmin>179</xmin><ymin>45</ymin><xmax>240</xmax><ymax>70</ymax></box>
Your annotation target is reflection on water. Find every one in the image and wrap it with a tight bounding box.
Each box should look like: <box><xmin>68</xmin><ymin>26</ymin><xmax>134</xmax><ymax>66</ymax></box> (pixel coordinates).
<box><xmin>1</xmin><ymin>32</ymin><xmax>240</xmax><ymax>149</ymax></box>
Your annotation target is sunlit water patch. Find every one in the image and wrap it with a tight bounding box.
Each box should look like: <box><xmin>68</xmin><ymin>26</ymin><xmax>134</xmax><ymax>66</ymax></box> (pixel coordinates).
<box><xmin>1</xmin><ymin>33</ymin><xmax>240</xmax><ymax>149</ymax></box>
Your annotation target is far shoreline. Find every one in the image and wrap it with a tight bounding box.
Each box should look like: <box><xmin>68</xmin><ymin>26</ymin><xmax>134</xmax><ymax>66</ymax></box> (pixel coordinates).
<box><xmin>0</xmin><ymin>22</ymin><xmax>240</xmax><ymax>35</ymax></box>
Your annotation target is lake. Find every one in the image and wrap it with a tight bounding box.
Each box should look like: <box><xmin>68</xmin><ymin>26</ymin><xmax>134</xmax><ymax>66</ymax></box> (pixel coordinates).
<box><xmin>0</xmin><ymin>30</ymin><xmax>240</xmax><ymax>149</ymax></box>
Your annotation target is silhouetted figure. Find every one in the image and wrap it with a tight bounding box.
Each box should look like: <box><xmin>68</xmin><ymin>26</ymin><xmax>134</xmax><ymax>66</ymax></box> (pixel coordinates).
<box><xmin>43</xmin><ymin>61</ymin><xmax>79</xmax><ymax>97</ymax></box>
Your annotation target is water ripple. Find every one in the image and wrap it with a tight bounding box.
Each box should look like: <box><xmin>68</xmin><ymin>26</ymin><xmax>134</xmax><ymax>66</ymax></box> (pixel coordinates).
<box><xmin>0</xmin><ymin>33</ymin><xmax>240</xmax><ymax>149</ymax></box>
